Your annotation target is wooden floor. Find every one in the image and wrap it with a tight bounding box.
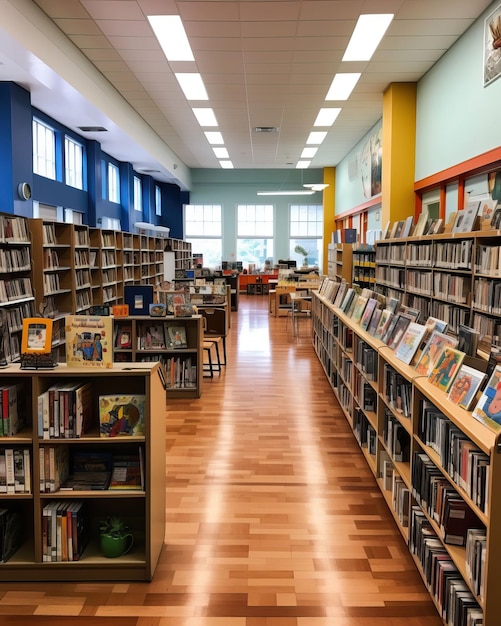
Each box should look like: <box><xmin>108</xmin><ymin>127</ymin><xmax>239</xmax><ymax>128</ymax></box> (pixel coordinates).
<box><xmin>0</xmin><ymin>296</ymin><xmax>442</xmax><ymax>625</ymax></box>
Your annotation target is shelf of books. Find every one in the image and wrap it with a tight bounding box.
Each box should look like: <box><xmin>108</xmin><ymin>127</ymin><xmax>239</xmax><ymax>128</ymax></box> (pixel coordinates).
<box><xmin>119</xmin><ymin>232</ymin><xmax>140</xmax><ymax>287</ymax></box>
<box><xmin>89</xmin><ymin>228</ymin><xmax>120</xmax><ymax>307</ymax></box>
<box><xmin>312</xmin><ymin>276</ymin><xmax>501</xmax><ymax>626</ymax></box>
<box><xmin>327</xmin><ymin>242</ymin><xmax>352</xmax><ymax>283</ymax></box>
<box><xmin>0</xmin><ymin>213</ymin><xmax>36</xmax><ymax>364</ymax></box>
<box><xmin>375</xmin><ymin>229</ymin><xmax>501</xmax><ymax>339</ymax></box>
<box><xmin>113</xmin><ymin>315</ymin><xmax>203</xmax><ymax>398</ymax></box>
<box><xmin>352</xmin><ymin>244</ymin><xmax>375</xmax><ymax>289</ymax></box>
<box><xmin>0</xmin><ymin>362</ymin><xmax>165</xmax><ymax>581</ymax></box>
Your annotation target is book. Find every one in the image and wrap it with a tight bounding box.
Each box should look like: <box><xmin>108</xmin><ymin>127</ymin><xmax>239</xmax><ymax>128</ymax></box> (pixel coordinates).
<box><xmin>109</xmin><ymin>452</ymin><xmax>144</xmax><ymax>490</ymax></box>
<box><xmin>166</xmin><ymin>325</ymin><xmax>188</xmax><ymax>348</ymax></box>
<box><xmin>174</xmin><ymin>303</ymin><xmax>195</xmax><ymax>317</ymax></box>
<box><xmin>451</xmin><ymin>201</ymin><xmax>480</xmax><ymax>233</ymax></box>
<box><xmin>366</xmin><ymin>307</ymin><xmax>382</xmax><ymax>336</ymax></box>
<box><xmin>472</xmin><ymin>365</ymin><xmax>501</xmax><ymax>431</ymax></box>
<box><xmin>386</xmin><ymin>314</ymin><xmax>412</xmax><ymax>350</ymax></box>
<box><xmin>65</xmin><ymin>315</ymin><xmax>113</xmax><ymax>368</ymax></box>
<box><xmin>374</xmin><ymin>309</ymin><xmax>393</xmax><ymax>342</ymax></box>
<box><xmin>393</xmin><ymin>323</ymin><xmax>428</xmax><ymax>365</ymax></box>
<box><xmin>457</xmin><ymin>324</ymin><xmax>480</xmax><ymax>357</ymax></box>
<box><xmin>114</xmin><ymin>324</ymin><xmax>132</xmax><ymax>349</ymax></box>
<box><xmin>447</xmin><ymin>364</ymin><xmax>486</xmax><ymax>410</ymax></box>
<box><xmin>413</xmin><ymin>210</ymin><xmax>429</xmax><ymax>237</ymax></box>
<box><xmin>350</xmin><ymin>295</ymin><xmax>368</xmax><ymax>324</ymax></box>
<box><xmin>139</xmin><ymin>324</ymin><xmax>166</xmax><ymax>349</ymax></box>
<box><xmin>414</xmin><ymin>331</ymin><xmax>458</xmax><ymax>376</ymax></box>
<box><xmin>164</xmin><ymin>292</ymin><xmax>186</xmax><ymax>315</ymax></box>
<box><xmin>360</xmin><ymin>298</ymin><xmax>378</xmax><ymax>331</ymax></box>
<box><xmin>60</xmin><ymin>450</ymin><xmax>113</xmax><ymax>491</ymax></box>
<box><xmin>99</xmin><ymin>394</ymin><xmax>146</xmax><ymax>437</ymax></box>
<box><xmin>428</xmin><ymin>346</ymin><xmax>465</xmax><ymax>393</ymax></box>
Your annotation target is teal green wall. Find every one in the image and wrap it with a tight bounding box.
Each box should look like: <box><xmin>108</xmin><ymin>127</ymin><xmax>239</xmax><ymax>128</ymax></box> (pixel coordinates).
<box><xmin>416</xmin><ymin>1</ymin><xmax>501</xmax><ymax>180</ymax></box>
<box><xmin>189</xmin><ymin>168</ymin><xmax>323</xmax><ymax>262</ymax></box>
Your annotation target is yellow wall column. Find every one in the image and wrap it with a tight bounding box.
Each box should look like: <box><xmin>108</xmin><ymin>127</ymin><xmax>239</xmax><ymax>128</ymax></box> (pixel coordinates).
<box><xmin>382</xmin><ymin>83</ymin><xmax>417</xmax><ymax>225</ymax></box>
<box><xmin>322</xmin><ymin>167</ymin><xmax>335</xmax><ymax>275</ymax></box>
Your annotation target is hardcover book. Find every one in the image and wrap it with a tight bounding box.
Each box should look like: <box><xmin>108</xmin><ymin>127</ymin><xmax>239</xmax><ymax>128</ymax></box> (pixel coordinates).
<box><xmin>472</xmin><ymin>365</ymin><xmax>501</xmax><ymax>431</ymax></box>
<box><xmin>447</xmin><ymin>364</ymin><xmax>486</xmax><ymax>411</ymax></box>
<box><xmin>166</xmin><ymin>325</ymin><xmax>188</xmax><ymax>348</ymax></box>
<box><xmin>360</xmin><ymin>298</ymin><xmax>378</xmax><ymax>331</ymax></box>
<box><xmin>374</xmin><ymin>309</ymin><xmax>393</xmax><ymax>342</ymax></box>
<box><xmin>393</xmin><ymin>323</ymin><xmax>428</xmax><ymax>365</ymax></box>
<box><xmin>350</xmin><ymin>295</ymin><xmax>368</xmax><ymax>324</ymax></box>
<box><xmin>428</xmin><ymin>347</ymin><xmax>465</xmax><ymax>393</ymax></box>
<box><xmin>99</xmin><ymin>394</ymin><xmax>146</xmax><ymax>437</ymax></box>
<box><xmin>414</xmin><ymin>331</ymin><xmax>458</xmax><ymax>376</ymax></box>
<box><xmin>386</xmin><ymin>314</ymin><xmax>412</xmax><ymax>350</ymax></box>
<box><xmin>65</xmin><ymin>316</ymin><xmax>113</xmax><ymax>368</ymax></box>
<box><xmin>109</xmin><ymin>452</ymin><xmax>144</xmax><ymax>490</ymax></box>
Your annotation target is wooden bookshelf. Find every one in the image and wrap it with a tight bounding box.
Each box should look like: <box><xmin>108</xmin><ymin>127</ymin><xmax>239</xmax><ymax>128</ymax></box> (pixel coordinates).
<box><xmin>0</xmin><ymin>362</ymin><xmax>165</xmax><ymax>581</ymax></box>
<box><xmin>327</xmin><ymin>242</ymin><xmax>352</xmax><ymax>283</ymax></box>
<box><xmin>312</xmin><ymin>287</ymin><xmax>501</xmax><ymax>625</ymax></box>
<box><xmin>113</xmin><ymin>315</ymin><xmax>203</xmax><ymax>398</ymax></box>
<box><xmin>352</xmin><ymin>244</ymin><xmax>375</xmax><ymax>289</ymax></box>
<box><xmin>374</xmin><ymin>229</ymin><xmax>501</xmax><ymax>338</ymax></box>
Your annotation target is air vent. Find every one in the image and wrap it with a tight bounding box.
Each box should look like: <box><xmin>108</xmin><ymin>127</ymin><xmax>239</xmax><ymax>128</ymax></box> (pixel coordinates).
<box><xmin>254</xmin><ymin>126</ymin><xmax>279</xmax><ymax>133</ymax></box>
<box><xmin>78</xmin><ymin>126</ymin><xmax>108</xmax><ymax>132</ymax></box>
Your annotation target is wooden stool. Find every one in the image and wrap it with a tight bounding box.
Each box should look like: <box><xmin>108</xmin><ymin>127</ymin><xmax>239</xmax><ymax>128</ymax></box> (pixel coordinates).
<box><xmin>203</xmin><ymin>338</ymin><xmax>222</xmax><ymax>377</ymax></box>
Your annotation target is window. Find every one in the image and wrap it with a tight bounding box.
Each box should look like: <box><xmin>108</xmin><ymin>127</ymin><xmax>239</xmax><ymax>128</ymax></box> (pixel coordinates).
<box><xmin>33</xmin><ymin>118</ymin><xmax>56</xmax><ymax>180</ymax></box>
<box><xmin>237</xmin><ymin>204</ymin><xmax>274</xmax><ymax>268</ymax></box>
<box><xmin>64</xmin><ymin>136</ymin><xmax>84</xmax><ymax>189</ymax></box>
<box><xmin>133</xmin><ymin>176</ymin><xmax>142</xmax><ymax>212</ymax></box>
<box><xmin>155</xmin><ymin>185</ymin><xmax>162</xmax><ymax>216</ymax></box>
<box><xmin>108</xmin><ymin>163</ymin><xmax>120</xmax><ymax>203</ymax></box>
<box><xmin>289</xmin><ymin>204</ymin><xmax>323</xmax><ymax>268</ymax></box>
<box><xmin>184</xmin><ymin>204</ymin><xmax>222</xmax><ymax>268</ymax></box>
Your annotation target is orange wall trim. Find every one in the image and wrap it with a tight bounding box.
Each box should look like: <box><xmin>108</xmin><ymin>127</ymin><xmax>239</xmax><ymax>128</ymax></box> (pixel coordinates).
<box><xmin>415</xmin><ymin>146</ymin><xmax>501</xmax><ymax>192</ymax></box>
<box><xmin>334</xmin><ymin>195</ymin><xmax>382</xmax><ymax>221</ymax></box>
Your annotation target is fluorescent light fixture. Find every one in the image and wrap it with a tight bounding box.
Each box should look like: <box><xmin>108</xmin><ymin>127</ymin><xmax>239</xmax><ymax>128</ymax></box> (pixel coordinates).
<box><xmin>220</xmin><ymin>160</ymin><xmax>234</xmax><ymax>169</ymax></box>
<box><xmin>304</xmin><ymin>183</ymin><xmax>329</xmax><ymax>191</ymax></box>
<box><xmin>147</xmin><ymin>15</ymin><xmax>194</xmax><ymax>61</ymax></box>
<box><xmin>175</xmin><ymin>73</ymin><xmax>208</xmax><ymax>100</ymax></box>
<box><xmin>314</xmin><ymin>108</ymin><xmax>342</xmax><ymax>126</ymax></box>
<box><xmin>306</xmin><ymin>132</ymin><xmax>327</xmax><ymax>145</ymax></box>
<box><xmin>301</xmin><ymin>147</ymin><xmax>318</xmax><ymax>159</ymax></box>
<box><xmin>343</xmin><ymin>14</ymin><xmax>394</xmax><ymax>61</ymax></box>
<box><xmin>257</xmin><ymin>190</ymin><xmax>315</xmax><ymax>196</ymax></box>
<box><xmin>192</xmin><ymin>108</ymin><xmax>218</xmax><ymax>126</ymax></box>
<box><xmin>296</xmin><ymin>161</ymin><xmax>311</xmax><ymax>169</ymax></box>
<box><xmin>213</xmin><ymin>147</ymin><xmax>229</xmax><ymax>159</ymax></box>
<box><xmin>205</xmin><ymin>131</ymin><xmax>224</xmax><ymax>144</ymax></box>
<box><xmin>326</xmin><ymin>73</ymin><xmax>361</xmax><ymax>100</ymax></box>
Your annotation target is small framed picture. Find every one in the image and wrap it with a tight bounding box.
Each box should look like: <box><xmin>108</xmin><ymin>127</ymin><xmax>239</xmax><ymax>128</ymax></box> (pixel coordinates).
<box><xmin>149</xmin><ymin>303</ymin><xmax>167</xmax><ymax>317</ymax></box>
<box><xmin>112</xmin><ymin>304</ymin><xmax>129</xmax><ymax>318</ymax></box>
<box><xmin>21</xmin><ymin>318</ymin><xmax>53</xmax><ymax>354</ymax></box>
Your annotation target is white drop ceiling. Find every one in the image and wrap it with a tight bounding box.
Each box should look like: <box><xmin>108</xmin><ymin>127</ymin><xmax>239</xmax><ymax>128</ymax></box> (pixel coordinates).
<box><xmin>0</xmin><ymin>0</ymin><xmax>494</xmax><ymax>189</ymax></box>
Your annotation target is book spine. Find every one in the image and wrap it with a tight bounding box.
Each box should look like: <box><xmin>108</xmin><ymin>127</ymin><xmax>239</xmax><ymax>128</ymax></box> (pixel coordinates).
<box><xmin>5</xmin><ymin>448</ymin><xmax>15</xmax><ymax>493</ymax></box>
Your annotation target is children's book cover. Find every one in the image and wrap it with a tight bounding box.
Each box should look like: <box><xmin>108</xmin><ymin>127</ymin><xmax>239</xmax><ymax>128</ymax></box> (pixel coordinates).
<box><xmin>166</xmin><ymin>325</ymin><xmax>188</xmax><ymax>348</ymax></box>
<box><xmin>428</xmin><ymin>346</ymin><xmax>464</xmax><ymax>393</ymax></box>
<box><xmin>393</xmin><ymin>322</ymin><xmax>427</xmax><ymax>365</ymax></box>
<box><xmin>448</xmin><ymin>364</ymin><xmax>486</xmax><ymax>411</ymax></box>
<box><xmin>99</xmin><ymin>395</ymin><xmax>146</xmax><ymax>437</ymax></box>
<box><xmin>473</xmin><ymin>365</ymin><xmax>501</xmax><ymax>431</ymax></box>
<box><xmin>414</xmin><ymin>331</ymin><xmax>457</xmax><ymax>376</ymax></box>
<box><xmin>65</xmin><ymin>316</ymin><xmax>113</xmax><ymax>368</ymax></box>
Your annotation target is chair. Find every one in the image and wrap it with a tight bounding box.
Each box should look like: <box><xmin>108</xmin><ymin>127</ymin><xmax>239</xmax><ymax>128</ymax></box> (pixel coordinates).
<box><xmin>200</xmin><ymin>307</ymin><xmax>227</xmax><ymax>366</ymax></box>
<box><xmin>202</xmin><ymin>316</ymin><xmax>222</xmax><ymax>377</ymax></box>
<box><xmin>286</xmin><ymin>291</ymin><xmax>311</xmax><ymax>336</ymax></box>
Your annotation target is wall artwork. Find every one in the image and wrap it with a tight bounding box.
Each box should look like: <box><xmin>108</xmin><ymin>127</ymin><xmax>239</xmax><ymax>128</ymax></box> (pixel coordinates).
<box><xmin>484</xmin><ymin>4</ymin><xmax>501</xmax><ymax>86</ymax></box>
<box><xmin>360</xmin><ymin>128</ymin><xmax>382</xmax><ymax>199</ymax></box>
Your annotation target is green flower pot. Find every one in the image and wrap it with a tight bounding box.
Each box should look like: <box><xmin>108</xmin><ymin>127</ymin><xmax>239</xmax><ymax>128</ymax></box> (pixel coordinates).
<box><xmin>100</xmin><ymin>532</ymin><xmax>134</xmax><ymax>558</ymax></box>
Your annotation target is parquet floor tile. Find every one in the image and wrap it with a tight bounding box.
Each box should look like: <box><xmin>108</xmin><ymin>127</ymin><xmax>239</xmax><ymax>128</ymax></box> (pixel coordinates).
<box><xmin>0</xmin><ymin>296</ymin><xmax>442</xmax><ymax>625</ymax></box>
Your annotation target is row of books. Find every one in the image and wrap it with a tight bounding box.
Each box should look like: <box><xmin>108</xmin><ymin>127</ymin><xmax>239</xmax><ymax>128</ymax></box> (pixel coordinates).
<box><xmin>410</xmin><ymin>506</ymin><xmax>482</xmax><ymax>625</ymax></box>
<box><xmin>419</xmin><ymin>401</ymin><xmax>490</xmax><ymax>513</ymax></box>
<box><xmin>74</xmin><ymin>248</ymin><xmax>90</xmax><ymax>267</ymax></box>
<box><xmin>356</xmin><ymin>341</ymin><xmax>377</xmax><ymax>381</ymax></box>
<box><xmin>375</xmin><ymin>238</ymin><xmax>474</xmax><ymax>270</ymax></box>
<box><xmin>384</xmin><ymin>365</ymin><xmax>412</xmax><ymax>418</ymax></box>
<box><xmin>0</xmin><ymin>247</ymin><xmax>31</xmax><ymax>273</ymax></box>
<box><xmin>42</xmin><ymin>500</ymin><xmax>87</xmax><ymax>562</ymax></box>
<box><xmin>0</xmin><ymin>277</ymin><xmax>33</xmax><ymax>302</ymax></box>
<box><xmin>0</xmin><ymin>448</ymin><xmax>31</xmax><ymax>493</ymax></box>
<box><xmin>472</xmin><ymin>276</ymin><xmax>501</xmax><ymax>314</ymax></box>
<box><xmin>38</xmin><ymin>382</ymin><xmax>93</xmax><ymax>439</ymax></box>
<box><xmin>383</xmin><ymin>409</ymin><xmax>410</xmax><ymax>463</ymax></box>
<box><xmin>412</xmin><ymin>451</ymin><xmax>483</xmax><ymax>548</ymax></box>
<box><xmin>353</xmin><ymin>408</ymin><xmax>376</xmax><ymax>455</ymax></box>
<box><xmin>0</xmin><ymin>215</ymin><xmax>30</xmax><ymax>242</ymax></box>
<box><xmin>5</xmin><ymin>301</ymin><xmax>35</xmax><ymax>334</ymax></box>
<box><xmin>40</xmin><ymin>448</ymin><xmax>144</xmax><ymax>493</ymax></box>
<box><xmin>135</xmin><ymin>323</ymin><xmax>188</xmax><ymax>350</ymax></box>
<box><xmin>0</xmin><ymin>384</ymin><xmax>23</xmax><ymax>437</ymax></box>
<box><xmin>475</xmin><ymin>242</ymin><xmax>501</xmax><ymax>276</ymax></box>
<box><xmin>0</xmin><ymin>508</ymin><xmax>23</xmax><ymax>563</ymax></box>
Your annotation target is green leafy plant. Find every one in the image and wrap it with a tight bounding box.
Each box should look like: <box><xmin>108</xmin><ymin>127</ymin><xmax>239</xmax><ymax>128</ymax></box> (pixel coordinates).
<box><xmin>294</xmin><ymin>244</ymin><xmax>308</xmax><ymax>257</ymax></box>
<box><xmin>99</xmin><ymin>516</ymin><xmax>129</xmax><ymax>538</ymax></box>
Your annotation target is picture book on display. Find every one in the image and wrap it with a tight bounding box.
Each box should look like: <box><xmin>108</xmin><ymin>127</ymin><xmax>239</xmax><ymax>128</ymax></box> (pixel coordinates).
<box><xmin>332</xmin><ymin>281</ymin><xmax>347</xmax><ymax>308</ymax></box>
<box><xmin>99</xmin><ymin>394</ymin><xmax>146</xmax><ymax>437</ymax></box>
<box><xmin>350</xmin><ymin>296</ymin><xmax>368</xmax><ymax>324</ymax></box>
<box><xmin>393</xmin><ymin>323</ymin><xmax>428</xmax><ymax>365</ymax></box>
<box><xmin>138</xmin><ymin>324</ymin><xmax>165</xmax><ymax>350</ymax></box>
<box><xmin>366</xmin><ymin>308</ymin><xmax>382</xmax><ymax>336</ymax></box>
<box><xmin>109</xmin><ymin>451</ymin><xmax>144</xmax><ymax>490</ymax></box>
<box><xmin>447</xmin><ymin>364</ymin><xmax>486</xmax><ymax>411</ymax></box>
<box><xmin>414</xmin><ymin>331</ymin><xmax>458</xmax><ymax>376</ymax></box>
<box><xmin>65</xmin><ymin>316</ymin><xmax>113</xmax><ymax>368</ymax></box>
<box><xmin>166</xmin><ymin>325</ymin><xmax>188</xmax><ymax>348</ymax></box>
<box><xmin>374</xmin><ymin>309</ymin><xmax>393</xmax><ymax>342</ymax></box>
<box><xmin>428</xmin><ymin>346</ymin><xmax>465</xmax><ymax>393</ymax></box>
<box><xmin>360</xmin><ymin>298</ymin><xmax>378</xmax><ymax>331</ymax></box>
<box><xmin>339</xmin><ymin>288</ymin><xmax>355</xmax><ymax>313</ymax></box>
<box><xmin>386</xmin><ymin>314</ymin><xmax>412</xmax><ymax>350</ymax></box>
<box><xmin>114</xmin><ymin>324</ymin><xmax>132</xmax><ymax>349</ymax></box>
<box><xmin>472</xmin><ymin>365</ymin><xmax>501</xmax><ymax>431</ymax></box>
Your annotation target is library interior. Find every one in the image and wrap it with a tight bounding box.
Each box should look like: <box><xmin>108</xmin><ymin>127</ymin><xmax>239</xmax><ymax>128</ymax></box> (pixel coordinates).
<box><xmin>1</xmin><ymin>1</ymin><xmax>501</xmax><ymax>625</ymax></box>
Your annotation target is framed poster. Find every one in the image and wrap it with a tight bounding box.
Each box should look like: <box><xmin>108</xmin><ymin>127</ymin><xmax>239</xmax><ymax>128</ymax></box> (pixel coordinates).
<box><xmin>21</xmin><ymin>318</ymin><xmax>53</xmax><ymax>354</ymax></box>
<box><xmin>484</xmin><ymin>4</ymin><xmax>501</xmax><ymax>87</ymax></box>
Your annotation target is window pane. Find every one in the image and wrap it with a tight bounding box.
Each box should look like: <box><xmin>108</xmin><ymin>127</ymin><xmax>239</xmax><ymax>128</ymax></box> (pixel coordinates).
<box><xmin>108</xmin><ymin>163</ymin><xmax>120</xmax><ymax>203</ymax></box>
<box><xmin>237</xmin><ymin>239</ymin><xmax>274</xmax><ymax>269</ymax></box>
<box><xmin>33</xmin><ymin>118</ymin><xmax>56</xmax><ymax>180</ymax></box>
<box><xmin>186</xmin><ymin>238</ymin><xmax>222</xmax><ymax>269</ymax></box>
<box><xmin>65</xmin><ymin>136</ymin><xmax>83</xmax><ymax>189</ymax></box>
<box><xmin>134</xmin><ymin>176</ymin><xmax>142</xmax><ymax>211</ymax></box>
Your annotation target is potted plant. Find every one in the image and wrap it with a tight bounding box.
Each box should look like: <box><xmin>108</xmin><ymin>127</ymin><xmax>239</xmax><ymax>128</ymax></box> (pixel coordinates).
<box><xmin>294</xmin><ymin>244</ymin><xmax>309</xmax><ymax>267</ymax></box>
<box><xmin>99</xmin><ymin>516</ymin><xmax>134</xmax><ymax>558</ymax></box>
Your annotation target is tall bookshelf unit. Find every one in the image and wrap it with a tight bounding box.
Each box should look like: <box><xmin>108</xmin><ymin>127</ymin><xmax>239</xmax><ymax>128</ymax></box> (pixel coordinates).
<box><xmin>374</xmin><ymin>230</ymin><xmax>501</xmax><ymax>338</ymax></box>
<box><xmin>0</xmin><ymin>214</ymin><xmax>35</xmax><ymax>364</ymax></box>
<box><xmin>352</xmin><ymin>244</ymin><xmax>376</xmax><ymax>289</ymax></box>
<box><xmin>113</xmin><ymin>315</ymin><xmax>203</xmax><ymax>398</ymax></box>
<box><xmin>327</xmin><ymin>242</ymin><xmax>352</xmax><ymax>282</ymax></box>
<box><xmin>0</xmin><ymin>362</ymin><xmax>165</xmax><ymax>581</ymax></box>
<box><xmin>312</xmin><ymin>281</ymin><xmax>501</xmax><ymax>625</ymax></box>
